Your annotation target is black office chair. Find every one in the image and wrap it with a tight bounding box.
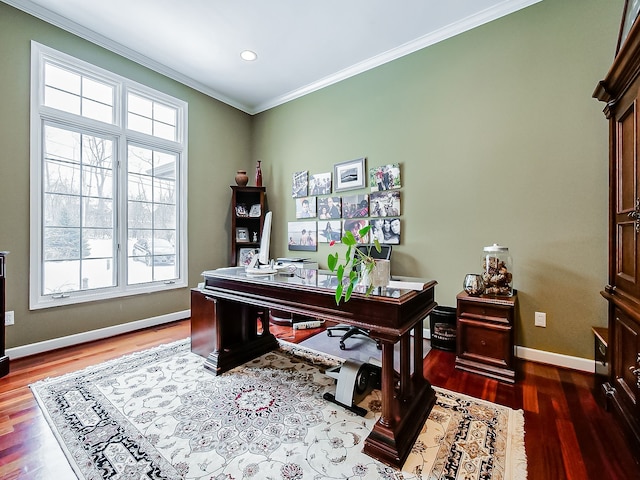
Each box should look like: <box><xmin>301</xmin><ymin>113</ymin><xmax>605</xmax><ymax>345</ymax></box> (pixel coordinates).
<box><xmin>326</xmin><ymin>244</ymin><xmax>392</xmax><ymax>350</ymax></box>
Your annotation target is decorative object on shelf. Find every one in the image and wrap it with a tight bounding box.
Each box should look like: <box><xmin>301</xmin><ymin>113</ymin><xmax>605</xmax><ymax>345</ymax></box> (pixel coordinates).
<box><xmin>235</xmin><ymin>227</ymin><xmax>249</xmax><ymax>242</ymax></box>
<box><xmin>249</xmin><ymin>204</ymin><xmax>261</xmax><ymax>217</ymax></box>
<box><xmin>327</xmin><ymin>224</ymin><xmax>381</xmax><ymax>304</ymax></box>
<box><xmin>255</xmin><ymin>160</ymin><xmax>263</xmax><ymax>187</ymax></box>
<box><xmin>235</xmin><ymin>170</ymin><xmax>249</xmax><ymax>186</ymax></box>
<box><xmin>235</xmin><ymin>204</ymin><xmax>248</xmax><ymax>217</ymax></box>
<box><xmin>482</xmin><ymin>244</ymin><xmax>513</xmax><ymax>296</ymax></box>
<box><xmin>463</xmin><ymin>273</ymin><xmax>485</xmax><ymax>296</ymax></box>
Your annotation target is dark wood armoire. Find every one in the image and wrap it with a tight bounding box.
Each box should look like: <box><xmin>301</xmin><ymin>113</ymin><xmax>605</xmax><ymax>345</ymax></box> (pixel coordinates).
<box><xmin>593</xmin><ymin>1</ymin><xmax>640</xmax><ymax>456</ymax></box>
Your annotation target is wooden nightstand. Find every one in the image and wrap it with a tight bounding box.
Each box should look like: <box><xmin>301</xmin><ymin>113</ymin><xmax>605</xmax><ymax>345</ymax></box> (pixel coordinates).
<box><xmin>455</xmin><ymin>291</ymin><xmax>517</xmax><ymax>383</ymax></box>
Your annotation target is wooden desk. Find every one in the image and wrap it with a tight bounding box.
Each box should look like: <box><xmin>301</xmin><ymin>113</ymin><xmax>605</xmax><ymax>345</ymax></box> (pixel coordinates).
<box><xmin>191</xmin><ymin>267</ymin><xmax>438</xmax><ymax>468</ymax></box>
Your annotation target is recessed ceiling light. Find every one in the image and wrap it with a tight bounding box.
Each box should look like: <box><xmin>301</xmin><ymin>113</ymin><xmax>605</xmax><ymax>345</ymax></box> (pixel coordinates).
<box><xmin>240</xmin><ymin>50</ymin><xmax>257</xmax><ymax>61</ymax></box>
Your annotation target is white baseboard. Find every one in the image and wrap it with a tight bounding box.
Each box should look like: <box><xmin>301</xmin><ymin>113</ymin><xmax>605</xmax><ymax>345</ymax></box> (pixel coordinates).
<box><xmin>6</xmin><ymin>310</ymin><xmax>190</xmax><ymax>360</ymax></box>
<box><xmin>425</xmin><ymin>329</ymin><xmax>594</xmax><ymax>373</ymax></box>
<box><xmin>8</xmin><ymin>318</ymin><xmax>595</xmax><ymax>373</ymax></box>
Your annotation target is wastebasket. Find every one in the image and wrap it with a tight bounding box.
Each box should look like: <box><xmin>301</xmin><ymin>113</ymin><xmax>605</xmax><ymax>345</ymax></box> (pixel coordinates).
<box><xmin>429</xmin><ymin>306</ymin><xmax>457</xmax><ymax>351</ymax></box>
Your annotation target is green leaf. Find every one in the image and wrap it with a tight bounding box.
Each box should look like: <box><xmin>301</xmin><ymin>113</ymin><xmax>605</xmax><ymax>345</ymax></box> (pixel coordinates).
<box><xmin>327</xmin><ymin>252</ymin><xmax>338</xmax><ymax>271</ymax></box>
<box><xmin>335</xmin><ymin>283</ymin><xmax>343</xmax><ymax>305</ymax></box>
<box><xmin>343</xmin><ymin>231</ymin><xmax>357</xmax><ymax>246</ymax></box>
<box><xmin>358</xmin><ymin>225</ymin><xmax>371</xmax><ymax>238</ymax></box>
<box><xmin>345</xmin><ymin>282</ymin><xmax>354</xmax><ymax>301</ymax></box>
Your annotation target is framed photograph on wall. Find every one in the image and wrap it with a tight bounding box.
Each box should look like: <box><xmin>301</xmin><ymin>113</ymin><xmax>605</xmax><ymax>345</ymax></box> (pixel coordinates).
<box><xmin>370</xmin><ymin>217</ymin><xmax>400</xmax><ymax>245</ymax></box>
<box><xmin>370</xmin><ymin>190</ymin><xmax>401</xmax><ymax>217</ymax></box>
<box><xmin>235</xmin><ymin>227</ymin><xmax>249</xmax><ymax>243</ymax></box>
<box><xmin>343</xmin><ymin>218</ymin><xmax>369</xmax><ymax>244</ymax></box>
<box><xmin>287</xmin><ymin>221</ymin><xmax>317</xmax><ymax>251</ymax></box>
<box><xmin>317</xmin><ymin>196</ymin><xmax>341</xmax><ymax>219</ymax></box>
<box><xmin>369</xmin><ymin>163</ymin><xmax>401</xmax><ymax>191</ymax></box>
<box><xmin>309</xmin><ymin>172</ymin><xmax>332</xmax><ymax>195</ymax></box>
<box><xmin>292</xmin><ymin>171</ymin><xmax>308</xmax><ymax>198</ymax></box>
<box><xmin>295</xmin><ymin>197</ymin><xmax>316</xmax><ymax>219</ymax></box>
<box><xmin>334</xmin><ymin>157</ymin><xmax>365</xmax><ymax>192</ymax></box>
<box><xmin>341</xmin><ymin>193</ymin><xmax>369</xmax><ymax>218</ymax></box>
<box><xmin>318</xmin><ymin>220</ymin><xmax>341</xmax><ymax>243</ymax></box>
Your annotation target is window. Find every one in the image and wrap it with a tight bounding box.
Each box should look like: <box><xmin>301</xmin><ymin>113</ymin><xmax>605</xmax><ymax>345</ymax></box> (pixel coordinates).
<box><xmin>30</xmin><ymin>42</ymin><xmax>188</xmax><ymax>309</ymax></box>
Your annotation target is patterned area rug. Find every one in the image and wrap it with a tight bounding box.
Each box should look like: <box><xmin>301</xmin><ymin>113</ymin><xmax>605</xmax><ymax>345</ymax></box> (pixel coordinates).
<box><xmin>31</xmin><ymin>339</ymin><xmax>527</xmax><ymax>480</ymax></box>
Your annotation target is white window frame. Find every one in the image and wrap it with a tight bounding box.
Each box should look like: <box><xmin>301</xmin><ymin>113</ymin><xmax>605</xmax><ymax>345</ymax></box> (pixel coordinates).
<box><xmin>29</xmin><ymin>42</ymin><xmax>188</xmax><ymax>310</ymax></box>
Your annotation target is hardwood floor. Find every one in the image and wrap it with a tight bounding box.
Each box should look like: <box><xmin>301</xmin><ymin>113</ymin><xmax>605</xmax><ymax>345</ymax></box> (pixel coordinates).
<box><xmin>0</xmin><ymin>319</ymin><xmax>638</xmax><ymax>479</ymax></box>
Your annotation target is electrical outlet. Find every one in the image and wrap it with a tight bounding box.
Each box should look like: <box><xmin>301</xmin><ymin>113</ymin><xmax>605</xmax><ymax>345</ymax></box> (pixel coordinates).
<box><xmin>5</xmin><ymin>311</ymin><xmax>14</xmax><ymax>326</ymax></box>
<box><xmin>534</xmin><ymin>311</ymin><xmax>546</xmax><ymax>327</ymax></box>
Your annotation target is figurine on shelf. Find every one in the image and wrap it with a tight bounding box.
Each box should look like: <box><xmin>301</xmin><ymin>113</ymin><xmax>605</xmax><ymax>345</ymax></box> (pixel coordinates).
<box><xmin>256</xmin><ymin>160</ymin><xmax>263</xmax><ymax>187</ymax></box>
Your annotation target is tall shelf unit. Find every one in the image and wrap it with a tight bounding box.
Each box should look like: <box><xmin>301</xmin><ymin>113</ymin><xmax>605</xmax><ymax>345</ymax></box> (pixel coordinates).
<box><xmin>230</xmin><ymin>186</ymin><xmax>266</xmax><ymax>267</ymax></box>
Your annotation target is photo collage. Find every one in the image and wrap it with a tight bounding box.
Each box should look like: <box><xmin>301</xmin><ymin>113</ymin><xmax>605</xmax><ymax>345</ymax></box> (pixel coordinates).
<box><xmin>288</xmin><ymin>159</ymin><xmax>401</xmax><ymax>251</ymax></box>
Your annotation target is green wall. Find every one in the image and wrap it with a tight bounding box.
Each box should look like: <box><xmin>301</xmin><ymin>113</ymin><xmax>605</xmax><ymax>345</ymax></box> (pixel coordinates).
<box><xmin>252</xmin><ymin>0</ymin><xmax>622</xmax><ymax>359</ymax></box>
<box><xmin>0</xmin><ymin>0</ymin><xmax>625</xmax><ymax>361</ymax></box>
<box><xmin>0</xmin><ymin>2</ymin><xmax>252</xmax><ymax>348</ymax></box>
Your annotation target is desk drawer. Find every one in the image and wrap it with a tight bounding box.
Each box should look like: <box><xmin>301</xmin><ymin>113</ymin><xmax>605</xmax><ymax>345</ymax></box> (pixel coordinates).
<box><xmin>458</xmin><ymin>302</ymin><xmax>512</xmax><ymax>325</ymax></box>
<box><xmin>457</xmin><ymin>318</ymin><xmax>513</xmax><ymax>367</ymax></box>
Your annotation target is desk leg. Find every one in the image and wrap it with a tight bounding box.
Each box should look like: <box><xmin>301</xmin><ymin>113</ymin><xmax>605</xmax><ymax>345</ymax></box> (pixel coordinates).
<box><xmin>204</xmin><ymin>298</ymin><xmax>279</xmax><ymax>375</ymax></box>
<box><xmin>364</xmin><ymin>330</ymin><xmax>436</xmax><ymax>469</ymax></box>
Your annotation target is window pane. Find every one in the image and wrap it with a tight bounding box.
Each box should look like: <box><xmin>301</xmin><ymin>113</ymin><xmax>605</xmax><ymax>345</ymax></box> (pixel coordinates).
<box><xmin>154</xmin><ymin>204</ymin><xmax>176</xmax><ymax>230</ymax></box>
<box><xmin>128</xmin><ymin>112</ymin><xmax>152</xmax><ymax>135</ymax></box>
<box><xmin>45</xmin><ymin>125</ymin><xmax>81</xmax><ymax>164</ymax></box>
<box><xmin>44</xmin><ymin>226</ymin><xmax>82</xmax><ymax>260</ymax></box>
<box><xmin>44</xmin><ymin>87</ymin><xmax>81</xmax><ymax>115</ymax></box>
<box><xmin>45</xmin><ymin>63</ymin><xmax>80</xmax><ymax>95</ymax></box>
<box><xmin>43</xmin><ymin>259</ymin><xmax>80</xmax><ymax>293</ymax></box>
<box><xmin>82</xmin><ymin>98</ymin><xmax>113</xmax><ymax>123</ymax></box>
<box><xmin>82</xmin><ymin>166</ymin><xmax>113</xmax><ymax>200</ymax></box>
<box><xmin>44</xmin><ymin>194</ymin><xmax>81</xmax><ymax>228</ymax></box>
<box><xmin>154</xmin><ymin>103</ymin><xmax>176</xmax><ymax>125</ymax></box>
<box><xmin>154</xmin><ymin>121</ymin><xmax>176</xmax><ymax>141</ymax></box>
<box><xmin>83</xmin><ymin>198</ymin><xmax>113</xmax><ymax>228</ymax></box>
<box><xmin>154</xmin><ymin>151</ymin><xmax>176</xmax><ymax>179</ymax></box>
<box><xmin>128</xmin><ymin>93</ymin><xmax>152</xmax><ymax>116</ymax></box>
<box><xmin>82</xmin><ymin>77</ymin><xmax>112</xmax><ymax>104</ymax></box>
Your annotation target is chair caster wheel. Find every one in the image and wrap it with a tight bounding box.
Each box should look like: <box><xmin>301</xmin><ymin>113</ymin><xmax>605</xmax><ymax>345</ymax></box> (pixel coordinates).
<box><xmin>339</xmin><ymin>343</ymin><xmax>346</xmax><ymax>350</ymax></box>
<box><xmin>376</xmin><ymin>342</ymin><xmax>382</xmax><ymax>350</ymax></box>
<box><xmin>327</xmin><ymin>331</ymin><xmax>333</xmax><ymax>337</ymax></box>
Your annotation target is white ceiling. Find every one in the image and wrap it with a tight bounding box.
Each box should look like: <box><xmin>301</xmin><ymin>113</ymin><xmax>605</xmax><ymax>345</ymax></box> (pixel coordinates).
<box><xmin>5</xmin><ymin>0</ymin><xmax>539</xmax><ymax>114</ymax></box>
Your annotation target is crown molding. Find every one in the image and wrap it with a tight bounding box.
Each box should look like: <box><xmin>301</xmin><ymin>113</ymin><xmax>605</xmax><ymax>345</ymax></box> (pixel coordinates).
<box><xmin>4</xmin><ymin>0</ymin><xmax>541</xmax><ymax>115</ymax></box>
<box><xmin>251</xmin><ymin>0</ymin><xmax>541</xmax><ymax>114</ymax></box>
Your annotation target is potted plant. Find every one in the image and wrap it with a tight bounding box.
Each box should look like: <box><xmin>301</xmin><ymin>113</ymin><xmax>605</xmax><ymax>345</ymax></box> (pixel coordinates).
<box><xmin>327</xmin><ymin>224</ymin><xmax>383</xmax><ymax>304</ymax></box>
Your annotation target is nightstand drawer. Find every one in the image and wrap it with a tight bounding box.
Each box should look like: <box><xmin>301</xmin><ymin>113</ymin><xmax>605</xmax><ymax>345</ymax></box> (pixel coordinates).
<box><xmin>457</xmin><ymin>318</ymin><xmax>513</xmax><ymax>366</ymax></box>
<box><xmin>458</xmin><ymin>302</ymin><xmax>512</xmax><ymax>324</ymax></box>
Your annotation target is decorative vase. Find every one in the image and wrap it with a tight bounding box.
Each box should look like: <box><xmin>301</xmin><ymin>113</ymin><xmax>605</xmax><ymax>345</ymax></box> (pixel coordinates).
<box><xmin>463</xmin><ymin>273</ymin><xmax>485</xmax><ymax>296</ymax></box>
<box><xmin>235</xmin><ymin>170</ymin><xmax>248</xmax><ymax>186</ymax></box>
<box><xmin>255</xmin><ymin>160</ymin><xmax>263</xmax><ymax>187</ymax></box>
<box><xmin>371</xmin><ymin>259</ymin><xmax>391</xmax><ymax>288</ymax></box>
<box><xmin>361</xmin><ymin>259</ymin><xmax>391</xmax><ymax>289</ymax></box>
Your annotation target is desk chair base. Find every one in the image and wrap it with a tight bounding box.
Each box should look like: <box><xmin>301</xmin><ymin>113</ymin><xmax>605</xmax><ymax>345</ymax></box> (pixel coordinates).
<box><xmin>327</xmin><ymin>325</ymin><xmax>382</xmax><ymax>350</ymax></box>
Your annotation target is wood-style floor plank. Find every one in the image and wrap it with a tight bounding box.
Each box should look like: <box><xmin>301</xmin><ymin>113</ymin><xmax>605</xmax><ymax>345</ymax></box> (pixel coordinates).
<box><xmin>0</xmin><ymin>319</ymin><xmax>638</xmax><ymax>479</ymax></box>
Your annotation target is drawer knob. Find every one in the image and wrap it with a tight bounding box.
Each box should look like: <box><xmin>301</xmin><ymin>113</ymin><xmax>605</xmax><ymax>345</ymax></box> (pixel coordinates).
<box><xmin>481</xmin><ymin>340</ymin><xmax>487</xmax><ymax>346</ymax></box>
